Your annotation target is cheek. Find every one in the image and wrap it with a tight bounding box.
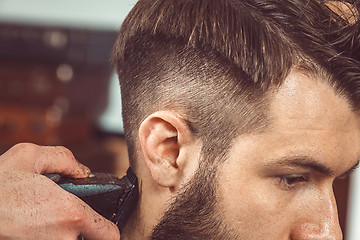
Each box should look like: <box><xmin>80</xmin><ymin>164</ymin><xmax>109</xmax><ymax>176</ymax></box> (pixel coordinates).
<box><xmin>216</xmin><ymin>164</ymin><xmax>295</xmax><ymax>237</ymax></box>
<box><xmin>219</xmin><ymin>183</ymin><xmax>286</xmax><ymax>229</ymax></box>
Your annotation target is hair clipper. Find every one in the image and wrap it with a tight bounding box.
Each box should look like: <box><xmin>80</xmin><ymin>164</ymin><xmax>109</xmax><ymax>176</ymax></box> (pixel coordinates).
<box><xmin>47</xmin><ymin>168</ymin><xmax>139</xmax><ymax>237</ymax></box>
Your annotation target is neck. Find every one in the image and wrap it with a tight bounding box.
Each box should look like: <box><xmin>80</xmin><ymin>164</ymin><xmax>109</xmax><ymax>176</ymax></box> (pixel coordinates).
<box><xmin>121</xmin><ymin>182</ymin><xmax>166</xmax><ymax>239</ymax></box>
<box><xmin>121</xmin><ymin>163</ymin><xmax>177</xmax><ymax>239</ymax></box>
<box><xmin>121</xmin><ymin>200</ymin><xmax>147</xmax><ymax>240</ymax></box>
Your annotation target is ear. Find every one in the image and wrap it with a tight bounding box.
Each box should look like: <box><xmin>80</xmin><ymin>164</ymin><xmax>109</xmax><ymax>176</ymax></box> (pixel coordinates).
<box><xmin>138</xmin><ymin>111</ymin><xmax>197</xmax><ymax>191</ymax></box>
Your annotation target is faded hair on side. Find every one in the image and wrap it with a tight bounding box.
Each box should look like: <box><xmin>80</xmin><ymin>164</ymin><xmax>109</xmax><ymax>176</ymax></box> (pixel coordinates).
<box><xmin>112</xmin><ymin>0</ymin><xmax>360</xmax><ymax>169</ymax></box>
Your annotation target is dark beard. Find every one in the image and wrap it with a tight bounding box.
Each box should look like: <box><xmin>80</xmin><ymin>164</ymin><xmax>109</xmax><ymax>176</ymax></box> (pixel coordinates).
<box><xmin>150</xmin><ymin>164</ymin><xmax>232</xmax><ymax>240</ymax></box>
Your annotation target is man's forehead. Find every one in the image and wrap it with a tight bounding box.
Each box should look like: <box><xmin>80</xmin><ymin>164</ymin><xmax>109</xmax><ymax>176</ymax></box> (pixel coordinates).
<box><xmin>269</xmin><ymin>70</ymin><xmax>357</xmax><ymax>132</ymax></box>
<box><xmin>232</xmin><ymin>69</ymin><xmax>360</xmax><ymax>175</ymax></box>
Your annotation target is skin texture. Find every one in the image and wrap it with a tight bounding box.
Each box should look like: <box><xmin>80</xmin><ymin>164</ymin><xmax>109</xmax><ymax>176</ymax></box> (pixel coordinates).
<box><xmin>217</xmin><ymin>71</ymin><xmax>360</xmax><ymax>239</ymax></box>
<box><xmin>122</xmin><ymin>70</ymin><xmax>360</xmax><ymax>239</ymax></box>
<box><xmin>0</xmin><ymin>143</ymin><xmax>120</xmax><ymax>240</ymax></box>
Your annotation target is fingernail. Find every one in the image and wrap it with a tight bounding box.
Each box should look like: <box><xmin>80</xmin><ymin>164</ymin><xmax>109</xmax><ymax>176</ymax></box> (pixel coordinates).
<box><xmin>77</xmin><ymin>161</ymin><xmax>91</xmax><ymax>176</ymax></box>
<box><xmin>82</xmin><ymin>165</ymin><xmax>91</xmax><ymax>175</ymax></box>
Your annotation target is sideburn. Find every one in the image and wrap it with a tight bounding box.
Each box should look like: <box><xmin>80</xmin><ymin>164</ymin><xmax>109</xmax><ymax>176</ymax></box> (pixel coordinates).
<box><xmin>150</xmin><ymin>162</ymin><xmax>232</xmax><ymax>239</ymax></box>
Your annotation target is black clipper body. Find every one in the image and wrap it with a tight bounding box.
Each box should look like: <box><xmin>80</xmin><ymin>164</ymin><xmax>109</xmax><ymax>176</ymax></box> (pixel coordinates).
<box><xmin>47</xmin><ymin>168</ymin><xmax>139</xmax><ymax>230</ymax></box>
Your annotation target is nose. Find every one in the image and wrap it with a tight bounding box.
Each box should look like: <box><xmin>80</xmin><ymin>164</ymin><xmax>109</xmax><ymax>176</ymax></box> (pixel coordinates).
<box><xmin>291</xmin><ymin>187</ymin><xmax>343</xmax><ymax>240</ymax></box>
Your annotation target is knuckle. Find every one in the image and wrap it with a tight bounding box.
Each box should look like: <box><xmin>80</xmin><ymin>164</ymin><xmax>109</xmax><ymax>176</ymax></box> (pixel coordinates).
<box><xmin>58</xmin><ymin>198</ymin><xmax>87</xmax><ymax>227</ymax></box>
<box><xmin>2</xmin><ymin>143</ymin><xmax>39</xmax><ymax>167</ymax></box>
<box><xmin>0</xmin><ymin>143</ymin><xmax>41</xmax><ymax>171</ymax></box>
<box><xmin>11</xmin><ymin>142</ymin><xmax>38</xmax><ymax>154</ymax></box>
<box><xmin>69</xmin><ymin>203</ymin><xmax>87</xmax><ymax>227</ymax></box>
<box><xmin>53</xmin><ymin>146</ymin><xmax>75</xmax><ymax>160</ymax></box>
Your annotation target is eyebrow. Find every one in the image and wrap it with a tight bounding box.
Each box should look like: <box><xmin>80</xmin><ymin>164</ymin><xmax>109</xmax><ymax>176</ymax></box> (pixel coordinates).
<box><xmin>264</xmin><ymin>156</ymin><xmax>360</xmax><ymax>178</ymax></box>
<box><xmin>338</xmin><ymin>160</ymin><xmax>360</xmax><ymax>179</ymax></box>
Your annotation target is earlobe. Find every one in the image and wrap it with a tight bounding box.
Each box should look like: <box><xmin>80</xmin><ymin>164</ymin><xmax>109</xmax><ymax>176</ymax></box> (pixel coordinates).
<box><xmin>138</xmin><ymin>111</ymin><xmax>193</xmax><ymax>190</ymax></box>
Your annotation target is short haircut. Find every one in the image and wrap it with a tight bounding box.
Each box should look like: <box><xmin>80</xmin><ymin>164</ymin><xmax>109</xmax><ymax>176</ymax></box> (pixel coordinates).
<box><xmin>112</xmin><ymin>0</ymin><xmax>360</xmax><ymax>169</ymax></box>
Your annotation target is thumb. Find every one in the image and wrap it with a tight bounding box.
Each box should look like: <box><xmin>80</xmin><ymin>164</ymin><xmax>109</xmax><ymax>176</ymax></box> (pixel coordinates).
<box><xmin>0</xmin><ymin>143</ymin><xmax>90</xmax><ymax>178</ymax></box>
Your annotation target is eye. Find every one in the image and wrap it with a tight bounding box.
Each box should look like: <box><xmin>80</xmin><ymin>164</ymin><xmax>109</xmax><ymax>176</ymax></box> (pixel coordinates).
<box><xmin>278</xmin><ymin>174</ymin><xmax>309</xmax><ymax>190</ymax></box>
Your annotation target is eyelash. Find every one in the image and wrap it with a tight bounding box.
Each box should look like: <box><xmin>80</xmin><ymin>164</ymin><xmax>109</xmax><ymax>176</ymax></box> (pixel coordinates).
<box><xmin>278</xmin><ymin>174</ymin><xmax>310</xmax><ymax>190</ymax></box>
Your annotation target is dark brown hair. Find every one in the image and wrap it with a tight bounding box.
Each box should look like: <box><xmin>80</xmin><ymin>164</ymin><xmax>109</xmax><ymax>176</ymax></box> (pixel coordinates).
<box><xmin>112</xmin><ymin>0</ymin><xmax>360</xmax><ymax>169</ymax></box>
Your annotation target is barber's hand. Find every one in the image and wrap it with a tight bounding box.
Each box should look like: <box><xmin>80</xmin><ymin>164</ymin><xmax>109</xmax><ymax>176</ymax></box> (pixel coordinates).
<box><xmin>0</xmin><ymin>143</ymin><xmax>120</xmax><ymax>240</ymax></box>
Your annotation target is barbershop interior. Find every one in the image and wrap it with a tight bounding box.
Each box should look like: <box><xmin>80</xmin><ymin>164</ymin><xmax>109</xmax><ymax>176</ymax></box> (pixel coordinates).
<box><xmin>0</xmin><ymin>0</ymin><xmax>359</xmax><ymax>239</ymax></box>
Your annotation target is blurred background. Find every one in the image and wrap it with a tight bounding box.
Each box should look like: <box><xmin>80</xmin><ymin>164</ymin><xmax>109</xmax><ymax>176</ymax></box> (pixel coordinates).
<box><xmin>0</xmin><ymin>0</ymin><xmax>137</xmax><ymax>176</ymax></box>
<box><xmin>0</xmin><ymin>1</ymin><xmax>359</xmax><ymax>239</ymax></box>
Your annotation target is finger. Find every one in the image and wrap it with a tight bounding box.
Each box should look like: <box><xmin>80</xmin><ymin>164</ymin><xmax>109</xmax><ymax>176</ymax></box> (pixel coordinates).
<box><xmin>35</xmin><ymin>145</ymin><xmax>91</xmax><ymax>178</ymax></box>
<box><xmin>79</xmin><ymin>206</ymin><xmax>120</xmax><ymax>240</ymax></box>
<box><xmin>1</xmin><ymin>143</ymin><xmax>90</xmax><ymax>178</ymax></box>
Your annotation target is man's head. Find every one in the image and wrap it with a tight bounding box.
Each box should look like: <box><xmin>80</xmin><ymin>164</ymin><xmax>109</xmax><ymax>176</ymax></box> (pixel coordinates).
<box><xmin>112</xmin><ymin>0</ymin><xmax>360</xmax><ymax>239</ymax></box>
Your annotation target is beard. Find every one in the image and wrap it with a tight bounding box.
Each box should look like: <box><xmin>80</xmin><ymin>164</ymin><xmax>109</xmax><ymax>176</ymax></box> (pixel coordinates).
<box><xmin>150</xmin><ymin>162</ymin><xmax>234</xmax><ymax>240</ymax></box>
